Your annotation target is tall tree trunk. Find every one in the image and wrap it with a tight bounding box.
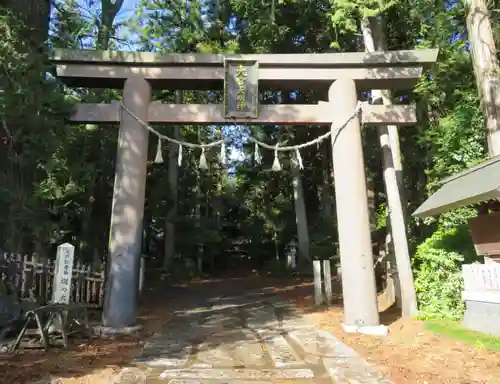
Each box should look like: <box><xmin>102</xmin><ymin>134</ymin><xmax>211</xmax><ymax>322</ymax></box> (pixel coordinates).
<box><xmin>211</xmin><ymin>127</ymin><xmax>224</xmax><ymax>272</ymax></box>
<box><xmin>366</xmin><ymin>177</ymin><xmax>377</xmax><ymax>232</ymax></box>
<box><xmin>361</xmin><ymin>16</ymin><xmax>417</xmax><ymax>317</ymax></box>
<box><xmin>196</xmin><ymin>128</ymin><xmax>203</xmax><ymax>274</ymax></box>
<box><xmin>1</xmin><ymin>0</ymin><xmax>51</xmax><ymax>44</ymax></box>
<box><xmin>163</xmin><ymin>91</ymin><xmax>182</xmax><ymax>270</ymax></box>
<box><xmin>291</xmin><ymin>165</ymin><xmax>311</xmax><ymax>264</ymax></box>
<box><xmin>319</xmin><ymin>143</ymin><xmax>333</xmax><ymax>220</ymax></box>
<box><xmin>97</xmin><ymin>0</ymin><xmax>125</xmax><ymax>50</ymax></box>
<box><xmin>81</xmin><ymin>0</ymin><xmax>124</xmax><ymax>264</ymax></box>
<box><xmin>465</xmin><ymin>0</ymin><xmax>500</xmax><ymax>156</ymax></box>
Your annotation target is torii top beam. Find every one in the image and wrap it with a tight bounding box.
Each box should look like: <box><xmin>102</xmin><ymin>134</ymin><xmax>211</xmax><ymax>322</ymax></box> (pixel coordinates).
<box><xmin>51</xmin><ymin>48</ymin><xmax>438</xmax><ymax>91</ymax></box>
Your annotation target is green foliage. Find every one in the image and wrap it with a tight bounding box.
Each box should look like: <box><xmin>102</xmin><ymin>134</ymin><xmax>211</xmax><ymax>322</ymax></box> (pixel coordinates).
<box><xmin>375</xmin><ymin>203</ymin><xmax>388</xmax><ymax>231</ymax></box>
<box><xmin>0</xmin><ymin>0</ymin><xmax>496</xmax><ymax>297</ymax></box>
<box><xmin>309</xmin><ymin>217</ymin><xmax>338</xmax><ymax>260</ymax></box>
<box><xmin>0</xmin><ymin>9</ymin><xmax>72</xmax><ymax>251</ymax></box>
<box><xmin>399</xmin><ymin>0</ymin><xmax>491</xmax><ymax>320</ymax></box>
<box><xmin>326</xmin><ymin>0</ymin><xmax>400</xmax><ymax>48</ymax></box>
<box><xmin>413</xmin><ymin>225</ymin><xmax>477</xmax><ymax>321</ymax></box>
<box><xmin>425</xmin><ymin>320</ymin><xmax>500</xmax><ymax>351</ymax></box>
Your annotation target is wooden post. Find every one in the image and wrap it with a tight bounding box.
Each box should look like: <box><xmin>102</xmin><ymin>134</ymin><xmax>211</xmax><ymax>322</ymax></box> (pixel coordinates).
<box><xmin>329</xmin><ymin>79</ymin><xmax>385</xmax><ymax>335</ymax></box>
<box><xmin>313</xmin><ymin>260</ymin><xmax>323</xmax><ymax>305</ymax></box>
<box><xmin>323</xmin><ymin>259</ymin><xmax>333</xmax><ymax>305</ymax></box>
<box><xmin>103</xmin><ymin>75</ymin><xmax>151</xmax><ymax>329</ymax></box>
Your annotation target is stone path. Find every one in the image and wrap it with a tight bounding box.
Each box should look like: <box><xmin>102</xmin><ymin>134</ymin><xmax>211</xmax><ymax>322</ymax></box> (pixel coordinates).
<box><xmin>113</xmin><ymin>288</ymin><xmax>392</xmax><ymax>383</ymax></box>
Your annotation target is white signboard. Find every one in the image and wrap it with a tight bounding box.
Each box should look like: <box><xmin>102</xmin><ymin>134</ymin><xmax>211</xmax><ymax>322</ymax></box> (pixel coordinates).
<box><xmin>52</xmin><ymin>243</ymin><xmax>75</xmax><ymax>304</ymax></box>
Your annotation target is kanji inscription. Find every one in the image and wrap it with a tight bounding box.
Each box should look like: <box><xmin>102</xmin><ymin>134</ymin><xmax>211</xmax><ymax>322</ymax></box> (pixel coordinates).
<box><xmin>52</xmin><ymin>243</ymin><xmax>75</xmax><ymax>304</ymax></box>
<box><xmin>224</xmin><ymin>59</ymin><xmax>259</xmax><ymax>119</ymax></box>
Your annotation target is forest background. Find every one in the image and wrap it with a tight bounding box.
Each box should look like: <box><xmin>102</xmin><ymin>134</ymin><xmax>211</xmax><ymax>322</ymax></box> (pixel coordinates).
<box><xmin>0</xmin><ymin>0</ymin><xmax>493</xmax><ymax>322</ymax></box>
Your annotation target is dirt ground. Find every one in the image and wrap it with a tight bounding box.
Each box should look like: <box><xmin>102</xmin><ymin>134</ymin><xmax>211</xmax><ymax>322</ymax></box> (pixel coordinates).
<box><xmin>1</xmin><ymin>276</ymin><xmax>500</xmax><ymax>384</ymax></box>
<box><xmin>0</xmin><ymin>279</ymin><xmax>179</xmax><ymax>384</ymax></box>
<box><xmin>273</xmin><ymin>277</ymin><xmax>500</xmax><ymax>384</ymax></box>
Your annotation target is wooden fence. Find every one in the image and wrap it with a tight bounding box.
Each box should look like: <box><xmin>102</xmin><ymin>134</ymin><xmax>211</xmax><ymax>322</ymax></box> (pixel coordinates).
<box><xmin>0</xmin><ymin>253</ymin><xmax>106</xmax><ymax>307</ymax></box>
<box><xmin>462</xmin><ymin>263</ymin><xmax>500</xmax><ymax>304</ymax></box>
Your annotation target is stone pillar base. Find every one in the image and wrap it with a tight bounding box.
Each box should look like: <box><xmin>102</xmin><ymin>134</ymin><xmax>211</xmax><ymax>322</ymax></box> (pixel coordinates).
<box><xmin>341</xmin><ymin>323</ymin><xmax>388</xmax><ymax>336</ymax></box>
<box><xmin>462</xmin><ymin>300</ymin><xmax>500</xmax><ymax>336</ymax></box>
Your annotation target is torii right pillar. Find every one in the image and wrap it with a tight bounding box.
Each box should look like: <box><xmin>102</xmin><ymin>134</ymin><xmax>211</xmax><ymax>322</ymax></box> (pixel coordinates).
<box><xmin>329</xmin><ymin>78</ymin><xmax>387</xmax><ymax>335</ymax></box>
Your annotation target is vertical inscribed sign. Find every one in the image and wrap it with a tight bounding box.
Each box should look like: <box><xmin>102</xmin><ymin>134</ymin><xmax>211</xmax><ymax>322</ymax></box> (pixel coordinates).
<box><xmin>52</xmin><ymin>243</ymin><xmax>75</xmax><ymax>304</ymax></box>
<box><xmin>224</xmin><ymin>59</ymin><xmax>259</xmax><ymax>119</ymax></box>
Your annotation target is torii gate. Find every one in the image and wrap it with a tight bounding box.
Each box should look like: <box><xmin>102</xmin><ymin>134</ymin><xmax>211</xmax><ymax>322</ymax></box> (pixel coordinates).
<box><xmin>51</xmin><ymin>48</ymin><xmax>438</xmax><ymax>333</ymax></box>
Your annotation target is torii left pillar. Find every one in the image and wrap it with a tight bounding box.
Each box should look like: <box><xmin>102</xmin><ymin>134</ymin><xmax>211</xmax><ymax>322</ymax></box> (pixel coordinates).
<box><xmin>103</xmin><ymin>75</ymin><xmax>151</xmax><ymax>329</ymax></box>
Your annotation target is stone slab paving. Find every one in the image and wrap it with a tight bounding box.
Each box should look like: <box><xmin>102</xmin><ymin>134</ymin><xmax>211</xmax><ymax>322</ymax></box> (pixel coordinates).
<box><xmin>113</xmin><ymin>291</ymin><xmax>392</xmax><ymax>384</ymax></box>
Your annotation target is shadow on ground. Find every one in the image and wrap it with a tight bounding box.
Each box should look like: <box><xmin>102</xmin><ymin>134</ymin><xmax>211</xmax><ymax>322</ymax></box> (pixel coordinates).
<box><xmin>0</xmin><ymin>274</ymin><xmax>401</xmax><ymax>383</ymax></box>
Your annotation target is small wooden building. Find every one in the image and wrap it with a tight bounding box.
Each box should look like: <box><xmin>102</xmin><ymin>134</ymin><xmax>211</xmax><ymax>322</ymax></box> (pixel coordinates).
<box><xmin>414</xmin><ymin>155</ymin><xmax>500</xmax><ymax>335</ymax></box>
